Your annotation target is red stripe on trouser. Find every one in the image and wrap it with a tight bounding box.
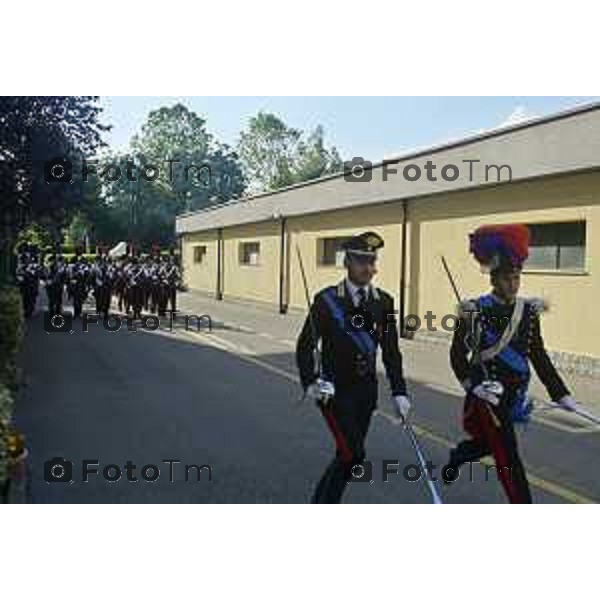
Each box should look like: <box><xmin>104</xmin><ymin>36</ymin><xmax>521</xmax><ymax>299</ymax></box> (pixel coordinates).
<box><xmin>321</xmin><ymin>405</ymin><xmax>354</xmax><ymax>465</ymax></box>
<box><xmin>464</xmin><ymin>399</ymin><xmax>530</xmax><ymax>504</ymax></box>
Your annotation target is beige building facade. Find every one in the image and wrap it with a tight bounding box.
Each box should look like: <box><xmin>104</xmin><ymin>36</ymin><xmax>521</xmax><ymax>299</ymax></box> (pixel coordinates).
<box><xmin>176</xmin><ymin>104</ymin><xmax>600</xmax><ymax>368</ymax></box>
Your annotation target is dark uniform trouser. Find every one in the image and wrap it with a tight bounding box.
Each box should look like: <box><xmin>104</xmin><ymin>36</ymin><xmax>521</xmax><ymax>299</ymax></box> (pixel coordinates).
<box><xmin>448</xmin><ymin>390</ymin><xmax>532</xmax><ymax>504</ymax></box>
<box><xmin>46</xmin><ymin>284</ymin><xmax>62</xmax><ymax>316</ymax></box>
<box><xmin>312</xmin><ymin>382</ymin><xmax>377</xmax><ymax>504</ymax></box>
<box><xmin>72</xmin><ymin>287</ymin><xmax>86</xmax><ymax>318</ymax></box>
<box><xmin>21</xmin><ymin>282</ymin><xmax>38</xmax><ymax>318</ymax></box>
<box><xmin>129</xmin><ymin>286</ymin><xmax>144</xmax><ymax>317</ymax></box>
<box><xmin>95</xmin><ymin>285</ymin><xmax>111</xmax><ymax>315</ymax></box>
<box><xmin>168</xmin><ymin>285</ymin><xmax>177</xmax><ymax>312</ymax></box>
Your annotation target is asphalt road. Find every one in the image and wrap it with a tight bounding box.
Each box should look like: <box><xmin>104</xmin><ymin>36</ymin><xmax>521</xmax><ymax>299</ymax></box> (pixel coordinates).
<box><xmin>15</xmin><ymin>291</ymin><xmax>600</xmax><ymax>503</ymax></box>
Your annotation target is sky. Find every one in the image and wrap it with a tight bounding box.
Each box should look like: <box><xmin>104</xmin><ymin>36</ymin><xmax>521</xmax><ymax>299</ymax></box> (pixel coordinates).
<box><xmin>100</xmin><ymin>96</ymin><xmax>599</xmax><ymax>161</ymax></box>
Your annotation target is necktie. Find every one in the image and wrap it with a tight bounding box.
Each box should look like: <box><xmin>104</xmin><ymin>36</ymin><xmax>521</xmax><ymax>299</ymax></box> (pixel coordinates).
<box><xmin>356</xmin><ymin>287</ymin><xmax>367</xmax><ymax>309</ymax></box>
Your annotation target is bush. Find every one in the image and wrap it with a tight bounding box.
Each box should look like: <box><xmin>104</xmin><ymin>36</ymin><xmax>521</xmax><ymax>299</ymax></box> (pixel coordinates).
<box><xmin>0</xmin><ymin>286</ymin><xmax>24</xmax><ymax>389</ymax></box>
<box><xmin>0</xmin><ymin>287</ymin><xmax>23</xmax><ymax>493</ymax></box>
<box><xmin>59</xmin><ymin>253</ymin><xmax>97</xmax><ymax>264</ymax></box>
<box><xmin>0</xmin><ymin>384</ymin><xmax>13</xmax><ymax>486</ymax></box>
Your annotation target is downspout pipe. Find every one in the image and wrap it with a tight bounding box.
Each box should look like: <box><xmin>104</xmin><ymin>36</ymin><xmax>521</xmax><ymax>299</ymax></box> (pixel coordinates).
<box><xmin>278</xmin><ymin>216</ymin><xmax>288</xmax><ymax>314</ymax></box>
<box><xmin>399</xmin><ymin>199</ymin><xmax>408</xmax><ymax>337</ymax></box>
<box><xmin>216</xmin><ymin>228</ymin><xmax>223</xmax><ymax>301</ymax></box>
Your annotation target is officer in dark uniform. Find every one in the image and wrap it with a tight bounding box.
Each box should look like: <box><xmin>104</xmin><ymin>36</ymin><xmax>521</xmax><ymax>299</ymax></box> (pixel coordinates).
<box><xmin>44</xmin><ymin>251</ymin><xmax>66</xmax><ymax>316</ymax></box>
<box><xmin>67</xmin><ymin>249</ymin><xmax>91</xmax><ymax>319</ymax></box>
<box><xmin>165</xmin><ymin>252</ymin><xmax>181</xmax><ymax>314</ymax></box>
<box><xmin>296</xmin><ymin>231</ymin><xmax>411</xmax><ymax>503</ymax></box>
<box><xmin>114</xmin><ymin>256</ymin><xmax>128</xmax><ymax>312</ymax></box>
<box><xmin>442</xmin><ymin>224</ymin><xmax>578</xmax><ymax>503</ymax></box>
<box><xmin>16</xmin><ymin>243</ymin><xmax>43</xmax><ymax>318</ymax></box>
<box><xmin>125</xmin><ymin>254</ymin><xmax>145</xmax><ymax>319</ymax></box>
<box><xmin>92</xmin><ymin>249</ymin><xmax>113</xmax><ymax>317</ymax></box>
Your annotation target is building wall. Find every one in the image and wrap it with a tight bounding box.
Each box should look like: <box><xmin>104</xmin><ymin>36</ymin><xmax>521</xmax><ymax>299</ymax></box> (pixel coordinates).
<box><xmin>181</xmin><ymin>230</ymin><xmax>219</xmax><ymax>295</ymax></box>
<box><xmin>180</xmin><ymin>170</ymin><xmax>600</xmax><ymax>359</ymax></box>
<box><xmin>222</xmin><ymin>221</ymin><xmax>281</xmax><ymax>305</ymax></box>
<box><xmin>410</xmin><ymin>171</ymin><xmax>600</xmax><ymax>357</ymax></box>
<box><xmin>287</xmin><ymin>203</ymin><xmax>404</xmax><ymax>309</ymax></box>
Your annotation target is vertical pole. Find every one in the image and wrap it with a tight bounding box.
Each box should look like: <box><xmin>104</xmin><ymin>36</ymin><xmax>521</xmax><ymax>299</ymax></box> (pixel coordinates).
<box><xmin>216</xmin><ymin>228</ymin><xmax>223</xmax><ymax>301</ymax></box>
<box><xmin>399</xmin><ymin>199</ymin><xmax>408</xmax><ymax>338</ymax></box>
<box><xmin>279</xmin><ymin>216</ymin><xmax>288</xmax><ymax>314</ymax></box>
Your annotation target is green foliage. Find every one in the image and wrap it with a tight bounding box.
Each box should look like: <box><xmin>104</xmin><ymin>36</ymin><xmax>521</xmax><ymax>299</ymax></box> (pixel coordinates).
<box><xmin>0</xmin><ymin>286</ymin><xmax>24</xmax><ymax>390</ymax></box>
<box><xmin>58</xmin><ymin>253</ymin><xmax>97</xmax><ymax>264</ymax></box>
<box><xmin>238</xmin><ymin>112</ymin><xmax>300</xmax><ymax>192</ymax></box>
<box><xmin>65</xmin><ymin>213</ymin><xmax>91</xmax><ymax>249</ymax></box>
<box><xmin>0</xmin><ymin>383</ymin><xmax>13</xmax><ymax>486</ymax></box>
<box><xmin>84</xmin><ymin>103</ymin><xmax>245</xmax><ymax>250</ymax></box>
<box><xmin>16</xmin><ymin>223</ymin><xmax>53</xmax><ymax>250</ymax></box>
<box><xmin>237</xmin><ymin>112</ymin><xmax>343</xmax><ymax>193</ymax></box>
<box><xmin>0</xmin><ymin>97</ymin><xmax>108</xmax><ymax>232</ymax></box>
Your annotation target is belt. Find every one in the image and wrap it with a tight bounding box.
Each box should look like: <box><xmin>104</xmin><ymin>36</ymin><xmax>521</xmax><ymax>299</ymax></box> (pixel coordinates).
<box><xmin>354</xmin><ymin>353</ymin><xmax>376</xmax><ymax>378</ymax></box>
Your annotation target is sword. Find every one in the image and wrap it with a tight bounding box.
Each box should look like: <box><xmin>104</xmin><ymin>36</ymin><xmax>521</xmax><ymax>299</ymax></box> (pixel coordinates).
<box><xmin>296</xmin><ymin>244</ymin><xmax>321</xmax><ymax>378</ymax></box>
<box><xmin>441</xmin><ymin>255</ymin><xmax>461</xmax><ymax>304</ymax></box>
<box><xmin>551</xmin><ymin>405</ymin><xmax>600</xmax><ymax>426</ymax></box>
<box><xmin>401</xmin><ymin>417</ymin><xmax>444</xmax><ymax>504</ymax></box>
<box><xmin>572</xmin><ymin>407</ymin><xmax>600</xmax><ymax>426</ymax></box>
<box><xmin>295</xmin><ymin>246</ymin><xmax>335</xmax><ymax>404</ymax></box>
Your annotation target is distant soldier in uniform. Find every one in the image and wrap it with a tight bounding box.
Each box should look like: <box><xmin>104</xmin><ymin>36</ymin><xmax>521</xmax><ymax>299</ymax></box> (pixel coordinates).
<box><xmin>44</xmin><ymin>252</ymin><xmax>66</xmax><ymax>316</ymax></box>
<box><xmin>148</xmin><ymin>246</ymin><xmax>162</xmax><ymax>314</ymax></box>
<box><xmin>16</xmin><ymin>243</ymin><xmax>43</xmax><ymax>318</ymax></box>
<box><xmin>125</xmin><ymin>255</ymin><xmax>145</xmax><ymax>319</ymax></box>
<box><xmin>442</xmin><ymin>224</ymin><xmax>578</xmax><ymax>503</ymax></box>
<box><xmin>296</xmin><ymin>231</ymin><xmax>411</xmax><ymax>503</ymax></box>
<box><xmin>164</xmin><ymin>252</ymin><xmax>181</xmax><ymax>314</ymax></box>
<box><xmin>141</xmin><ymin>254</ymin><xmax>154</xmax><ymax>312</ymax></box>
<box><xmin>114</xmin><ymin>256</ymin><xmax>128</xmax><ymax>312</ymax></box>
<box><xmin>92</xmin><ymin>249</ymin><xmax>113</xmax><ymax>317</ymax></box>
<box><xmin>67</xmin><ymin>249</ymin><xmax>91</xmax><ymax>319</ymax></box>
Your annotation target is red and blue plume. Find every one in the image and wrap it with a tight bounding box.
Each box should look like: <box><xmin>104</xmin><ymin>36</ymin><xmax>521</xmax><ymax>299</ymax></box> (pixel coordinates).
<box><xmin>469</xmin><ymin>224</ymin><xmax>530</xmax><ymax>269</ymax></box>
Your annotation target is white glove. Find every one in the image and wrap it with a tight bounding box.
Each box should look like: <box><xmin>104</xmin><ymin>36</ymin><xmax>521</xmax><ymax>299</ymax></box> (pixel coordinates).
<box><xmin>471</xmin><ymin>382</ymin><xmax>502</xmax><ymax>406</ymax></box>
<box><xmin>557</xmin><ymin>395</ymin><xmax>577</xmax><ymax>412</ymax></box>
<box><xmin>305</xmin><ymin>378</ymin><xmax>335</xmax><ymax>404</ymax></box>
<box><xmin>391</xmin><ymin>394</ymin><xmax>412</xmax><ymax>420</ymax></box>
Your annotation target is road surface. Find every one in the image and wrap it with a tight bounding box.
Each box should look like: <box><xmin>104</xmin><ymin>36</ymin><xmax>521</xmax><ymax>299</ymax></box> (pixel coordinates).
<box><xmin>15</xmin><ymin>291</ymin><xmax>600</xmax><ymax>503</ymax></box>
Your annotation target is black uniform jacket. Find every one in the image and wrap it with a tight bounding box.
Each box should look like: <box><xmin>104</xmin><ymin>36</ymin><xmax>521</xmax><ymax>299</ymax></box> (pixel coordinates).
<box><xmin>450</xmin><ymin>295</ymin><xmax>570</xmax><ymax>402</ymax></box>
<box><xmin>296</xmin><ymin>280</ymin><xmax>407</xmax><ymax>396</ymax></box>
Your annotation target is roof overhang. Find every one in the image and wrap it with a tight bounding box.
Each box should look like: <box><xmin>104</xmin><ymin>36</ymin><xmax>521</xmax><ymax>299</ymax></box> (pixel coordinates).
<box><xmin>176</xmin><ymin>103</ymin><xmax>600</xmax><ymax>235</ymax></box>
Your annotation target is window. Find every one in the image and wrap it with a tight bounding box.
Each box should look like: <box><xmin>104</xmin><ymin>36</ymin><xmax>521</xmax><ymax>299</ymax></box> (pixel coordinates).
<box><xmin>239</xmin><ymin>242</ymin><xmax>260</xmax><ymax>266</ymax></box>
<box><xmin>525</xmin><ymin>221</ymin><xmax>586</xmax><ymax>271</ymax></box>
<box><xmin>318</xmin><ymin>236</ymin><xmax>352</xmax><ymax>267</ymax></box>
<box><xmin>193</xmin><ymin>245</ymin><xmax>207</xmax><ymax>264</ymax></box>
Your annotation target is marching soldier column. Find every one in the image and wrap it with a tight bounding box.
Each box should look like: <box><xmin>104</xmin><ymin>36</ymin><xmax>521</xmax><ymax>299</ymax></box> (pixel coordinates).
<box><xmin>14</xmin><ymin>243</ymin><xmax>182</xmax><ymax>324</ymax></box>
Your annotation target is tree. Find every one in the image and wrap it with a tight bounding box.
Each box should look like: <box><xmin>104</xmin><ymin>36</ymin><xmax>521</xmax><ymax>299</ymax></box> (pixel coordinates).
<box><xmin>0</xmin><ymin>97</ymin><xmax>108</xmax><ymax>280</ymax></box>
<box><xmin>83</xmin><ymin>104</ymin><xmax>246</xmax><ymax>249</ymax></box>
<box><xmin>237</xmin><ymin>112</ymin><xmax>343</xmax><ymax>193</ymax></box>
<box><xmin>238</xmin><ymin>112</ymin><xmax>301</xmax><ymax>193</ymax></box>
<box><xmin>292</xmin><ymin>125</ymin><xmax>343</xmax><ymax>184</ymax></box>
<box><xmin>131</xmin><ymin>103</ymin><xmax>244</xmax><ymax>212</ymax></box>
<box><xmin>15</xmin><ymin>223</ymin><xmax>53</xmax><ymax>250</ymax></box>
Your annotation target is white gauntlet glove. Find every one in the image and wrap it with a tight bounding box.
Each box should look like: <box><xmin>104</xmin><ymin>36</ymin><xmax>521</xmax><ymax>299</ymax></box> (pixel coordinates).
<box><xmin>305</xmin><ymin>378</ymin><xmax>335</xmax><ymax>405</ymax></box>
<box><xmin>471</xmin><ymin>382</ymin><xmax>503</xmax><ymax>406</ymax></box>
<box><xmin>557</xmin><ymin>394</ymin><xmax>577</xmax><ymax>412</ymax></box>
<box><xmin>391</xmin><ymin>394</ymin><xmax>412</xmax><ymax>420</ymax></box>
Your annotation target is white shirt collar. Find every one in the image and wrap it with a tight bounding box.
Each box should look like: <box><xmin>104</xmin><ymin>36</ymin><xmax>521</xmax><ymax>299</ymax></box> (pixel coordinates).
<box><xmin>345</xmin><ymin>277</ymin><xmax>370</xmax><ymax>306</ymax></box>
